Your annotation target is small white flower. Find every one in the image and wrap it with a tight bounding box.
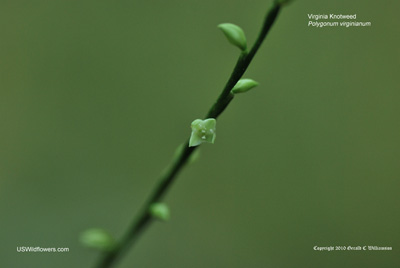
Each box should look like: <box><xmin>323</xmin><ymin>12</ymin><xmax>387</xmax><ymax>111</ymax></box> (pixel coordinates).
<box><xmin>189</xmin><ymin>118</ymin><xmax>217</xmax><ymax>147</ymax></box>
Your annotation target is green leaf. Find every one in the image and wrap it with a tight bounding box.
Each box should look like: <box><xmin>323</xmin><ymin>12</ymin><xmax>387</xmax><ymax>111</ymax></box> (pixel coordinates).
<box><xmin>149</xmin><ymin>203</ymin><xmax>170</xmax><ymax>221</ymax></box>
<box><xmin>231</xmin><ymin>78</ymin><xmax>259</xmax><ymax>94</ymax></box>
<box><xmin>80</xmin><ymin>228</ymin><xmax>115</xmax><ymax>251</ymax></box>
<box><xmin>189</xmin><ymin>118</ymin><xmax>217</xmax><ymax>147</ymax></box>
<box><xmin>218</xmin><ymin>23</ymin><xmax>247</xmax><ymax>51</ymax></box>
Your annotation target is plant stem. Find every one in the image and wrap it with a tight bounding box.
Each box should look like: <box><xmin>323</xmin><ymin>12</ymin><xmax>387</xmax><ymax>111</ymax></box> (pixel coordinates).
<box><xmin>95</xmin><ymin>3</ymin><xmax>282</xmax><ymax>268</ymax></box>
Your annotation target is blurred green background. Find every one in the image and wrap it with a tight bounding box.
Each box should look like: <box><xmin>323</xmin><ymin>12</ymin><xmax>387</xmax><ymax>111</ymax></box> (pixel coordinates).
<box><xmin>1</xmin><ymin>0</ymin><xmax>399</xmax><ymax>267</ymax></box>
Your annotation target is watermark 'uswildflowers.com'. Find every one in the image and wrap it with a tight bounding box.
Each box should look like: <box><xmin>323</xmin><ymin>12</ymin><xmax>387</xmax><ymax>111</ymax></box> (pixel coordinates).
<box><xmin>17</xmin><ymin>246</ymin><xmax>69</xmax><ymax>253</ymax></box>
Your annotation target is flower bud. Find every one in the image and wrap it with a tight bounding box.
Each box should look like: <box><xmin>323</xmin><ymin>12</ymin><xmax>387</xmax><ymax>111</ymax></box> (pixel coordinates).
<box><xmin>189</xmin><ymin>118</ymin><xmax>217</xmax><ymax>147</ymax></box>
<box><xmin>218</xmin><ymin>23</ymin><xmax>247</xmax><ymax>52</ymax></box>
<box><xmin>80</xmin><ymin>228</ymin><xmax>115</xmax><ymax>251</ymax></box>
<box><xmin>231</xmin><ymin>78</ymin><xmax>259</xmax><ymax>94</ymax></box>
<box><xmin>149</xmin><ymin>203</ymin><xmax>170</xmax><ymax>221</ymax></box>
<box><xmin>174</xmin><ymin>143</ymin><xmax>201</xmax><ymax>164</ymax></box>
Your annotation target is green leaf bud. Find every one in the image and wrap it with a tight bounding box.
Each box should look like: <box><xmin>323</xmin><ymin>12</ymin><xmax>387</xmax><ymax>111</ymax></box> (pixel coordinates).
<box><xmin>150</xmin><ymin>203</ymin><xmax>170</xmax><ymax>221</ymax></box>
<box><xmin>189</xmin><ymin>118</ymin><xmax>216</xmax><ymax>147</ymax></box>
<box><xmin>231</xmin><ymin>78</ymin><xmax>259</xmax><ymax>94</ymax></box>
<box><xmin>218</xmin><ymin>23</ymin><xmax>247</xmax><ymax>52</ymax></box>
<box><xmin>80</xmin><ymin>228</ymin><xmax>115</xmax><ymax>251</ymax></box>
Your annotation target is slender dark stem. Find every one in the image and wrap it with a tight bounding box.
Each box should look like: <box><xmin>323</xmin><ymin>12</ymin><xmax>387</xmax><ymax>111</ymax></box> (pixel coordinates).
<box><xmin>94</xmin><ymin>3</ymin><xmax>282</xmax><ymax>268</ymax></box>
<box><xmin>96</xmin><ymin>140</ymin><xmax>196</xmax><ymax>268</ymax></box>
